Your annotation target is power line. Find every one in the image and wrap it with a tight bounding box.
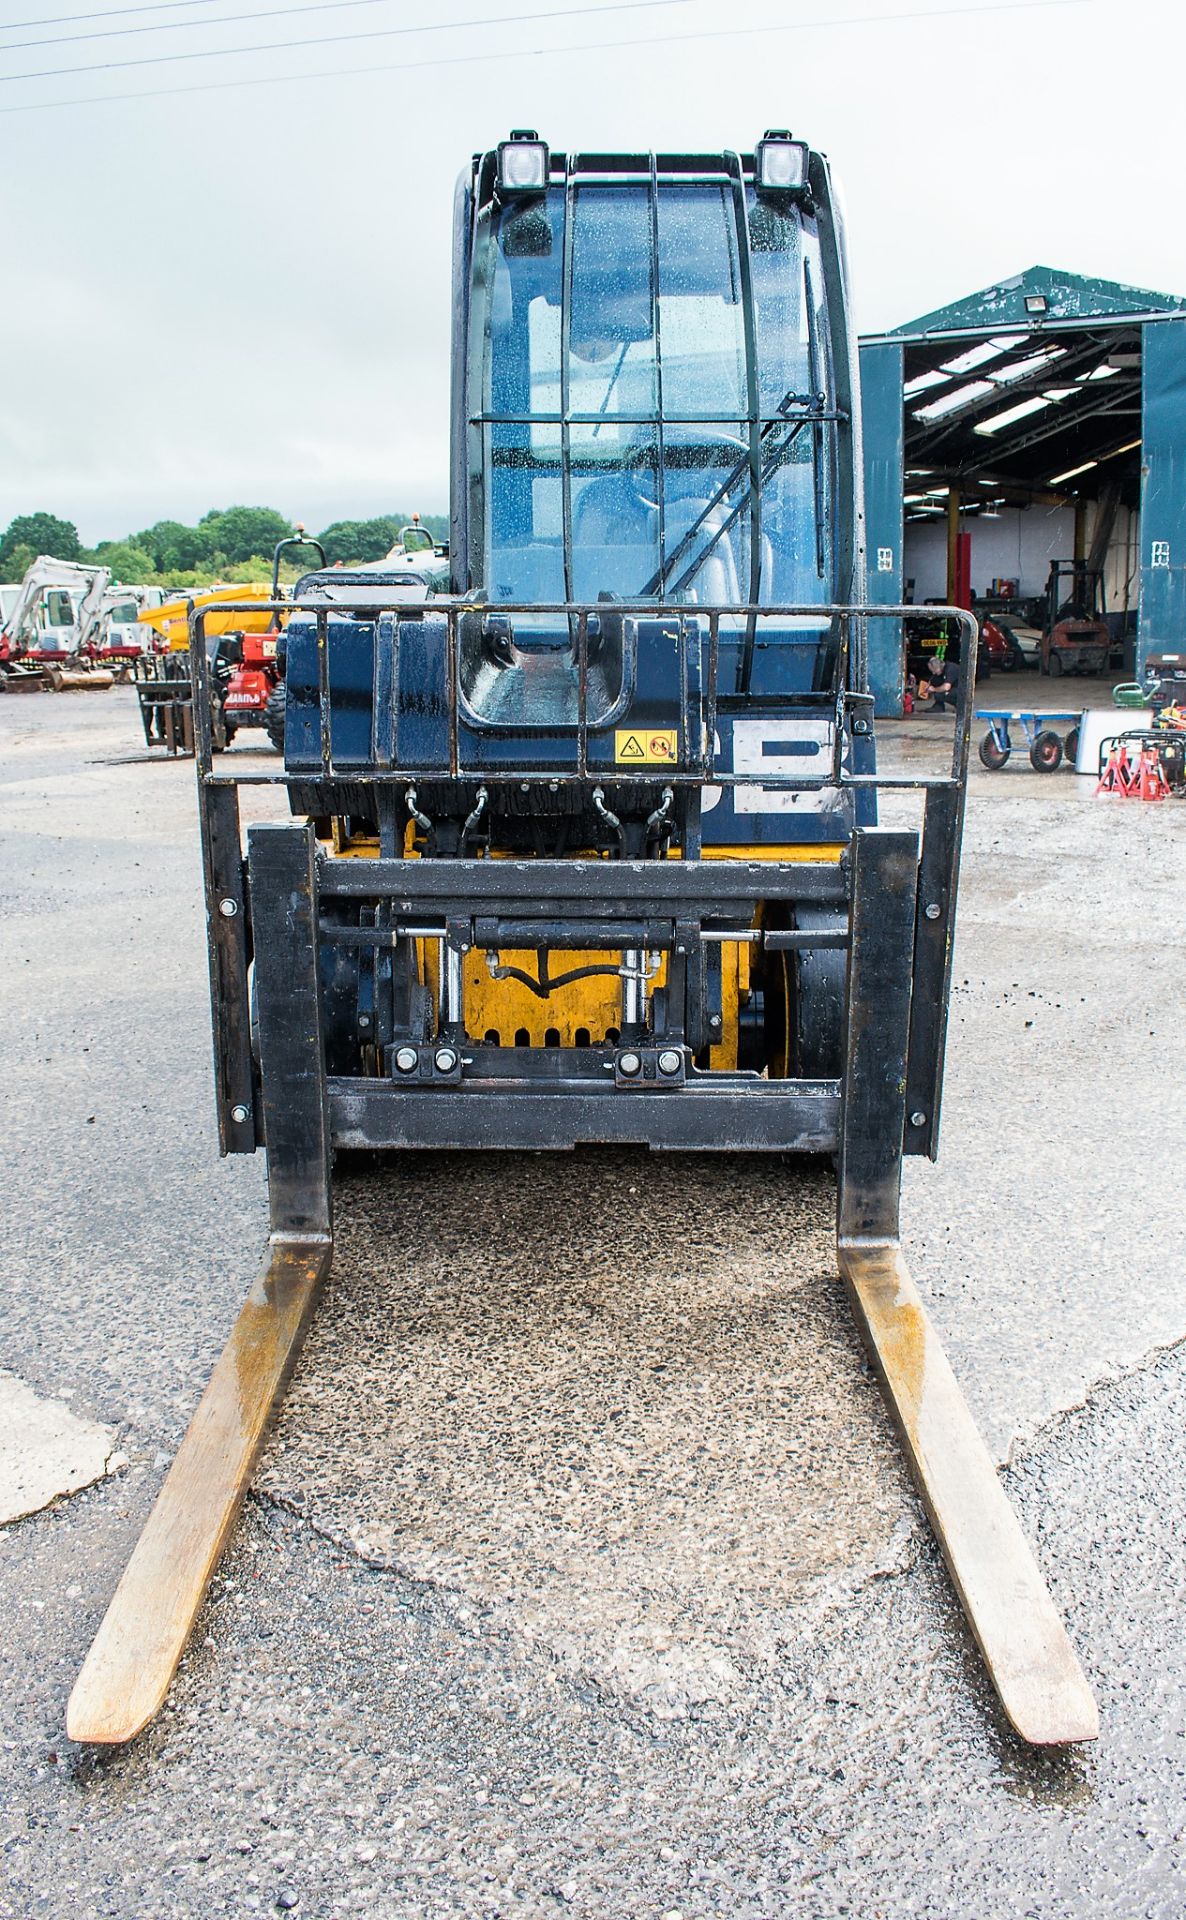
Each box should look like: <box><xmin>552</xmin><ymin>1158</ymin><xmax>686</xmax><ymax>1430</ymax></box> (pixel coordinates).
<box><xmin>0</xmin><ymin>0</ymin><xmax>219</xmax><ymax>32</ymax></box>
<box><xmin>0</xmin><ymin>0</ymin><xmax>1092</xmax><ymax>112</ymax></box>
<box><xmin>5</xmin><ymin>0</ymin><xmax>449</xmax><ymax>53</ymax></box>
<box><xmin>0</xmin><ymin>0</ymin><xmax>686</xmax><ymax>77</ymax></box>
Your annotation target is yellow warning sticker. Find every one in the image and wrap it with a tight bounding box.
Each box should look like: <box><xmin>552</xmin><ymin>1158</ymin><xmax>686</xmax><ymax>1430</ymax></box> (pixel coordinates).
<box><xmin>615</xmin><ymin>728</ymin><xmax>678</xmax><ymax>765</ymax></box>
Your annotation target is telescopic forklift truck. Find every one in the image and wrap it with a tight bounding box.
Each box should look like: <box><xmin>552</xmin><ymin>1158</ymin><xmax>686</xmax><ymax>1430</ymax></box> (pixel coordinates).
<box><xmin>132</xmin><ymin>533</ymin><xmax>326</xmax><ymax>753</ymax></box>
<box><xmin>68</xmin><ymin>132</ymin><xmax>1098</xmax><ymax>1749</ymax></box>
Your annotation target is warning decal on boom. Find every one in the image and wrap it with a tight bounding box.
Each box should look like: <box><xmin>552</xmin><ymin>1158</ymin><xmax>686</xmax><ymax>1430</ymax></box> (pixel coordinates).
<box><xmin>615</xmin><ymin>728</ymin><xmax>677</xmax><ymax>764</ymax></box>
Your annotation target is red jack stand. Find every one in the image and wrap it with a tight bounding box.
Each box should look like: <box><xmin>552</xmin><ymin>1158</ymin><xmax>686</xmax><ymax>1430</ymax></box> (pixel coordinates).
<box><xmin>1133</xmin><ymin>743</ymin><xmax>1170</xmax><ymax>802</ymax></box>
<box><xmin>1096</xmin><ymin>743</ymin><xmax>1134</xmax><ymax>796</ymax></box>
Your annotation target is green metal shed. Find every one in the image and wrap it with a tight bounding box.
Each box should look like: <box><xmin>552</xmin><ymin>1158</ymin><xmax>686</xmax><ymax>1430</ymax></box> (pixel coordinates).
<box><xmin>860</xmin><ymin>267</ymin><xmax>1186</xmax><ymax>711</ymax></box>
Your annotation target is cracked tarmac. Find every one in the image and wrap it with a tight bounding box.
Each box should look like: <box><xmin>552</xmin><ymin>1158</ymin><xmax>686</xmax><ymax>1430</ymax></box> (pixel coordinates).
<box><xmin>1</xmin><ymin>686</ymin><xmax>1185</xmax><ymax>1918</ymax></box>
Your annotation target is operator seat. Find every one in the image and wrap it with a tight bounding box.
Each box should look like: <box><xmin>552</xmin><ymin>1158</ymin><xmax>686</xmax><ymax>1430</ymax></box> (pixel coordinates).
<box><xmin>570</xmin><ymin>469</ymin><xmax>748</xmax><ymax>604</ymax></box>
<box><xmin>661</xmin><ymin>493</ymin><xmax>742</xmax><ymax>603</ymax></box>
<box><xmin>570</xmin><ymin>475</ymin><xmax>656</xmax><ymax>600</ymax></box>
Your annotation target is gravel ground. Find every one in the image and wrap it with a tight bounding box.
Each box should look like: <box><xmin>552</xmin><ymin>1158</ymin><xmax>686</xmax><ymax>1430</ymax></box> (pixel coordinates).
<box><xmin>1</xmin><ymin>684</ymin><xmax>1185</xmax><ymax>1919</ymax></box>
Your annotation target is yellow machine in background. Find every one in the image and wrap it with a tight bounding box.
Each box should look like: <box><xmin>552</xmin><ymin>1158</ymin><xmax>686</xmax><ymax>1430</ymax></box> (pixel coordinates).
<box><xmin>137</xmin><ymin>582</ymin><xmax>276</xmax><ymax>653</ymax></box>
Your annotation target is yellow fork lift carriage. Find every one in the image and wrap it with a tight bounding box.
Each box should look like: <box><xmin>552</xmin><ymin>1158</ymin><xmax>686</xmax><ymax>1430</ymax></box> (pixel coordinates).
<box><xmin>68</xmin><ymin>132</ymin><xmax>1098</xmax><ymax>1748</ymax></box>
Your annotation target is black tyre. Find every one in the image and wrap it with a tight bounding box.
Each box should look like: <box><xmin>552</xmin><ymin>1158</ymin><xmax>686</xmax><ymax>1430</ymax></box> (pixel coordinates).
<box><xmin>263</xmin><ymin>682</ymin><xmax>286</xmax><ymax>754</ymax></box>
<box><xmin>1063</xmin><ymin>726</ymin><xmax>1080</xmax><ymax>769</ymax></box>
<box><xmin>753</xmin><ymin>904</ymin><xmax>844</xmax><ymax>1079</ymax></box>
<box><xmin>1030</xmin><ymin>729</ymin><xmax>1063</xmax><ymax>773</ymax></box>
<box><xmin>1047</xmin><ymin>649</ymin><xmax>1064</xmax><ymax>677</ymax></box>
<box><xmin>979</xmin><ymin>731</ymin><xmax>1010</xmax><ymax>771</ymax></box>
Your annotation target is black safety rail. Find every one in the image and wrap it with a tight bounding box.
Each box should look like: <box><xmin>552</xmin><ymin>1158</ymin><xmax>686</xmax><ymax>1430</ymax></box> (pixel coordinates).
<box><xmin>190</xmin><ymin>598</ymin><xmax>976</xmax><ymax>796</ymax></box>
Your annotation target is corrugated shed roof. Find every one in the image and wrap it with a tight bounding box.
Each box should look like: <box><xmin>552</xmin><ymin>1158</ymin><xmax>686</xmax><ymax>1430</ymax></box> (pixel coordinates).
<box><xmin>889</xmin><ymin>265</ymin><xmax>1186</xmax><ymax>337</ymax></box>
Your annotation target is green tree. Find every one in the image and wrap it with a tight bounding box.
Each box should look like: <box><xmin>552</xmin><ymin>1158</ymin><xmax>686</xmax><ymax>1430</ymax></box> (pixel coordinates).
<box><xmin>153</xmin><ymin>569</ymin><xmax>209</xmax><ymax>593</ymax></box>
<box><xmin>317</xmin><ymin>519</ymin><xmax>360</xmax><ymax>564</ymax></box>
<box><xmin>356</xmin><ymin>515</ymin><xmax>404</xmax><ymax>559</ymax></box>
<box><xmin>318</xmin><ymin>517</ymin><xmax>399</xmax><ymax>565</ymax></box>
<box><xmin>317</xmin><ymin>513</ymin><xmax>447</xmax><ymax>564</ymax></box>
<box><xmin>0</xmin><ymin>512</ymin><xmax>81</xmax><ymax>568</ymax></box>
<box><xmin>1</xmin><ymin>542</ymin><xmax>36</xmax><ymax>580</ymax></box>
<box><xmin>93</xmin><ymin>541</ymin><xmax>156</xmax><ymax>582</ymax></box>
<box><xmin>132</xmin><ymin>519</ymin><xmax>208</xmax><ymax>573</ymax></box>
<box><xmin>198</xmin><ymin>505</ymin><xmax>293</xmax><ymax>566</ymax></box>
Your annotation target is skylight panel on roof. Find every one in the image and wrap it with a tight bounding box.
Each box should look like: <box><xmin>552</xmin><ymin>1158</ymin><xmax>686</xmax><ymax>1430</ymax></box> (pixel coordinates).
<box><xmin>912</xmin><ymin>379</ymin><xmax>997</xmax><ymax>421</ymax></box>
<box><xmin>988</xmin><ymin>347</ymin><xmax>1065</xmax><ymax>385</ymax></box>
<box><xmin>973</xmin><ymin>395</ymin><xmax>1053</xmax><ymax>435</ymax></box>
<box><xmin>903</xmin><ymin>369</ymin><xmax>951</xmax><ymax>398</ymax></box>
<box><xmin>939</xmin><ymin>336</ymin><xmax>1023</xmax><ymax>375</ymax></box>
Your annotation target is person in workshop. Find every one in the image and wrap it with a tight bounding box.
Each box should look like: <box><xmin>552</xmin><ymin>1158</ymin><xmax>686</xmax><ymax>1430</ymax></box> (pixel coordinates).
<box><xmin>918</xmin><ymin>652</ymin><xmax>958</xmax><ymax>713</ymax></box>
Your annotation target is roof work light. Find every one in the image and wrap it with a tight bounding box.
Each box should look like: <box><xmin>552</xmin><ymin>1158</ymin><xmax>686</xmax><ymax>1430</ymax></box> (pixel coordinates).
<box><xmin>497</xmin><ymin>130</ymin><xmax>550</xmax><ymax>197</ymax></box>
<box><xmin>755</xmin><ymin>130</ymin><xmax>809</xmax><ymax>194</ymax></box>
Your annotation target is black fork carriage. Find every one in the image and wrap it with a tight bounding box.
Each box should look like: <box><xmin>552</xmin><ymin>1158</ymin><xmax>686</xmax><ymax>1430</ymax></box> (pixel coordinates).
<box><xmin>67</xmin><ymin>595</ymin><xmax>1097</xmax><ymax>1749</ymax></box>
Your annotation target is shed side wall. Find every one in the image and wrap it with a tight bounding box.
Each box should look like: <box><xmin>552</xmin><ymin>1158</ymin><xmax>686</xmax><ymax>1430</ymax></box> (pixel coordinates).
<box><xmin>858</xmin><ymin>341</ymin><xmax>904</xmax><ymax>714</ymax></box>
<box><xmin>1140</xmin><ymin>317</ymin><xmax>1186</xmax><ymax>672</ymax></box>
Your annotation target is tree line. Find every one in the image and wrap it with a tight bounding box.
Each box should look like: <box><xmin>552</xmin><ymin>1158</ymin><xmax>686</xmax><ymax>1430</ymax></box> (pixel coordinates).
<box><xmin>0</xmin><ymin>507</ymin><xmax>449</xmax><ymax>589</ymax></box>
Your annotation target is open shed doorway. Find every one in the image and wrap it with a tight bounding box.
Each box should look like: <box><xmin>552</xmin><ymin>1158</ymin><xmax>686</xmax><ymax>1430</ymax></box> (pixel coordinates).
<box><xmin>859</xmin><ymin>268</ymin><xmax>1186</xmax><ymax>711</ymax></box>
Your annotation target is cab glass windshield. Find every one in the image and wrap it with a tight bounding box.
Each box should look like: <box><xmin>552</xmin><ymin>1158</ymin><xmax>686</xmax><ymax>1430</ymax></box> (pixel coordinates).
<box><xmin>470</xmin><ymin>163</ymin><xmax>836</xmax><ymax>610</ymax></box>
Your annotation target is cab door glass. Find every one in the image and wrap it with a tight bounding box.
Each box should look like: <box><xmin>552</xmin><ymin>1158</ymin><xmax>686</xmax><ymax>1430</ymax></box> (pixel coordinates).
<box><xmin>42</xmin><ymin>589</ymin><xmax>76</xmax><ymax>632</ymax></box>
<box><xmin>566</xmin><ymin>185</ymin><xmax>659</xmax><ymax>596</ymax></box>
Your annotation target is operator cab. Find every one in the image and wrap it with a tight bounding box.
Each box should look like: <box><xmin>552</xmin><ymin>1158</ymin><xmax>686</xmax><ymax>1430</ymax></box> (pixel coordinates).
<box><xmin>454</xmin><ymin>134</ymin><xmax>859</xmax><ymax>720</ymax></box>
<box><xmin>281</xmin><ymin>134</ymin><xmax>869</xmax><ymax>844</ymax></box>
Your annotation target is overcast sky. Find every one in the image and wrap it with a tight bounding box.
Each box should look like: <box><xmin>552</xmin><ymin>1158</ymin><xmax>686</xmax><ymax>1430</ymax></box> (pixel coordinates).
<box><xmin>1</xmin><ymin>0</ymin><xmax>1181</xmax><ymax>543</ymax></box>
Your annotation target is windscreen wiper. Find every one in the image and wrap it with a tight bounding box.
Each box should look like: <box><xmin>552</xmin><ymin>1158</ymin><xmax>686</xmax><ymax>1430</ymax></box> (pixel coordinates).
<box><xmin>591</xmin><ymin>341</ymin><xmax>631</xmax><ymax>440</ymax></box>
<box><xmin>636</xmin><ymin>391</ymin><xmax>831</xmax><ymax>600</ymax></box>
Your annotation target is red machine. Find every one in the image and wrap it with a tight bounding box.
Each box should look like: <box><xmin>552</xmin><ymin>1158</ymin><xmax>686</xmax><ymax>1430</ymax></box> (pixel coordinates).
<box><xmin>221</xmin><ymin>627</ymin><xmax>284</xmax><ymax>738</ymax></box>
<box><xmin>1040</xmin><ymin>561</ymin><xmax>1111</xmax><ymax>677</ymax></box>
<box><xmin>220</xmin><ymin>529</ymin><xmax>326</xmax><ymax>747</ymax></box>
<box><xmin>979</xmin><ymin>617</ymin><xmax>1025</xmax><ymax>672</ymax></box>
